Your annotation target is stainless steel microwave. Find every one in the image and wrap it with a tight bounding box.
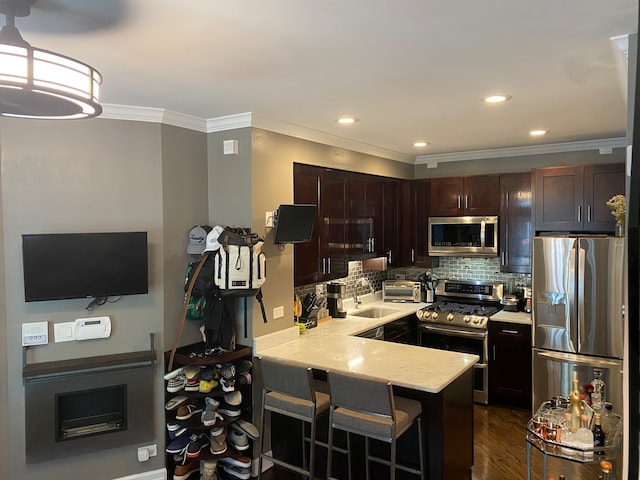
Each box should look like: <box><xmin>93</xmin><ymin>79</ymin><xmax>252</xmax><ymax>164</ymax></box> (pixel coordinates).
<box><xmin>428</xmin><ymin>216</ymin><xmax>498</xmax><ymax>257</ymax></box>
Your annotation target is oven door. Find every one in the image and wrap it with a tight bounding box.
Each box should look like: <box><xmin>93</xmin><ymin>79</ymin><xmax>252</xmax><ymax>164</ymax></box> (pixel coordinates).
<box><xmin>418</xmin><ymin>324</ymin><xmax>489</xmax><ymax>404</ymax></box>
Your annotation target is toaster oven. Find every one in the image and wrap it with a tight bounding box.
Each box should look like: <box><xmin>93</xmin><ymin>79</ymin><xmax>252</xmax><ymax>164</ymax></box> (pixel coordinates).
<box><xmin>383</xmin><ymin>280</ymin><xmax>422</xmax><ymax>303</ymax></box>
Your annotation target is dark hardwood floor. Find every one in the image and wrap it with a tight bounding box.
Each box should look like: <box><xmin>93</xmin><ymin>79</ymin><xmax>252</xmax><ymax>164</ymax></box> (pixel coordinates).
<box><xmin>260</xmin><ymin>404</ymin><xmax>612</xmax><ymax>480</ymax></box>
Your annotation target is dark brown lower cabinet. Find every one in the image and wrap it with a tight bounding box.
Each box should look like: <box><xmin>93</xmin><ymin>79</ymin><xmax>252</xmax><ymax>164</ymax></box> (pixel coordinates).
<box><xmin>489</xmin><ymin>321</ymin><xmax>532</xmax><ymax>410</ymax></box>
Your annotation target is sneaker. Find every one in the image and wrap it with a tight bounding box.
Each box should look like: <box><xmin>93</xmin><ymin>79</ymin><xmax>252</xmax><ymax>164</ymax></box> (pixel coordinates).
<box><xmin>220</xmin><ymin>464</ymin><xmax>251</xmax><ymax>480</ymax></box>
<box><xmin>201</xmin><ymin>397</ymin><xmax>221</xmax><ymax>426</ymax></box>
<box><xmin>218</xmin><ymin>402</ymin><xmax>241</xmax><ymax>418</ymax></box>
<box><xmin>176</xmin><ymin>400</ymin><xmax>204</xmax><ymax>421</ymax></box>
<box><xmin>185</xmin><ymin>432</ymin><xmax>210</xmax><ymax>458</ymax></box>
<box><xmin>184</xmin><ymin>375</ymin><xmax>201</xmax><ymax>392</ymax></box>
<box><xmin>168</xmin><ymin>426</ymin><xmax>188</xmax><ymax>440</ymax></box>
<box><xmin>200</xmin><ymin>459</ymin><xmax>218</xmax><ymax>480</ymax></box>
<box><xmin>167</xmin><ymin>373</ymin><xmax>186</xmax><ymax>393</ymax></box>
<box><xmin>224</xmin><ymin>391</ymin><xmax>242</xmax><ymax>406</ymax></box>
<box><xmin>165</xmin><ymin>395</ymin><xmax>189</xmax><ymax>411</ymax></box>
<box><xmin>233</xmin><ymin>418</ymin><xmax>260</xmax><ymax>440</ymax></box>
<box><xmin>173</xmin><ymin>459</ymin><xmax>199</xmax><ymax>480</ymax></box>
<box><xmin>236</xmin><ymin>359</ymin><xmax>253</xmax><ymax>375</ymax></box>
<box><xmin>199</xmin><ymin>377</ymin><xmax>218</xmax><ymax>393</ymax></box>
<box><xmin>200</xmin><ymin>365</ymin><xmax>219</xmax><ymax>381</ymax></box>
<box><xmin>164</xmin><ymin>366</ymin><xmax>185</xmax><ymax>381</ymax></box>
<box><xmin>218</xmin><ymin>452</ymin><xmax>252</xmax><ymax>469</ymax></box>
<box><xmin>166</xmin><ymin>434</ymin><xmax>191</xmax><ymax>454</ymax></box>
<box><xmin>219</xmin><ymin>363</ymin><xmax>236</xmax><ymax>392</ymax></box>
<box><xmin>237</xmin><ymin>372</ymin><xmax>251</xmax><ymax>386</ymax></box>
<box><xmin>209</xmin><ymin>425</ymin><xmax>228</xmax><ymax>455</ymax></box>
<box><xmin>227</xmin><ymin>426</ymin><xmax>249</xmax><ymax>451</ymax></box>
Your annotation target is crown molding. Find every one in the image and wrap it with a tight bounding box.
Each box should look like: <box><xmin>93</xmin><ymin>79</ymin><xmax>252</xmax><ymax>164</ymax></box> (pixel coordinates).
<box><xmin>100</xmin><ymin>104</ymin><xmax>207</xmax><ymax>132</ymax></box>
<box><xmin>415</xmin><ymin>137</ymin><xmax>628</xmax><ymax>167</ymax></box>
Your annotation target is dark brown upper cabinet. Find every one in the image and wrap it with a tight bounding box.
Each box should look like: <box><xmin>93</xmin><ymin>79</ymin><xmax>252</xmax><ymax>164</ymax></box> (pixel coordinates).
<box><xmin>430</xmin><ymin>175</ymin><xmax>500</xmax><ymax>216</ymax></box>
<box><xmin>533</xmin><ymin>164</ymin><xmax>624</xmax><ymax>233</ymax></box>
<box><xmin>347</xmin><ymin>172</ymin><xmax>384</xmax><ymax>260</ymax></box>
<box><xmin>499</xmin><ymin>172</ymin><xmax>532</xmax><ymax>274</ymax></box>
<box><xmin>293</xmin><ymin>163</ymin><xmax>349</xmax><ymax>286</ymax></box>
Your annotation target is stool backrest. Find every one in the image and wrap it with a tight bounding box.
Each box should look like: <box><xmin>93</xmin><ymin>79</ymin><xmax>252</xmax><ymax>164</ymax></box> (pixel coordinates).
<box><xmin>260</xmin><ymin>357</ymin><xmax>315</xmax><ymax>401</ymax></box>
<box><xmin>327</xmin><ymin>370</ymin><xmax>395</xmax><ymax>418</ymax></box>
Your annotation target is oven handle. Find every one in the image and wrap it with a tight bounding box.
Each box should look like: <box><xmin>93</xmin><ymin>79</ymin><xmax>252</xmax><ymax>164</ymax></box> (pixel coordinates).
<box><xmin>419</xmin><ymin>324</ymin><xmax>487</xmax><ymax>339</ymax></box>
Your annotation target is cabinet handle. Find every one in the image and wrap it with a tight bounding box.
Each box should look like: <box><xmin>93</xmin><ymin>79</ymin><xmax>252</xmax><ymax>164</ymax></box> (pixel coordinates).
<box><xmin>371</xmin><ymin>237</ymin><xmax>374</xmax><ymax>252</ymax></box>
<box><xmin>387</xmin><ymin>250</ymin><xmax>392</xmax><ymax>264</ymax></box>
<box><xmin>411</xmin><ymin>249</ymin><xmax>415</xmax><ymax>262</ymax></box>
<box><xmin>465</xmin><ymin>195</ymin><xmax>469</xmax><ymax>209</ymax></box>
<box><xmin>501</xmin><ymin>329</ymin><xmax>519</xmax><ymax>334</ymax></box>
<box><xmin>327</xmin><ymin>257</ymin><xmax>331</xmax><ymax>273</ymax></box>
<box><xmin>322</xmin><ymin>257</ymin><xmax>326</xmax><ymax>274</ymax></box>
<box><xmin>501</xmin><ymin>251</ymin><xmax>505</xmax><ymax>265</ymax></box>
<box><xmin>492</xmin><ymin>345</ymin><xmax>496</xmax><ymax>361</ymax></box>
<box><xmin>587</xmin><ymin>205</ymin><xmax>592</xmax><ymax>222</ymax></box>
<box><xmin>577</xmin><ymin>205</ymin><xmax>582</xmax><ymax>222</ymax></box>
<box><xmin>457</xmin><ymin>195</ymin><xmax>461</xmax><ymax>209</ymax></box>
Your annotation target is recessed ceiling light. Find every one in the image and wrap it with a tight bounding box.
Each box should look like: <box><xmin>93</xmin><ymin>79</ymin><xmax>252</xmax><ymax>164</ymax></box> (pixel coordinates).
<box><xmin>336</xmin><ymin>116</ymin><xmax>358</xmax><ymax>124</ymax></box>
<box><xmin>413</xmin><ymin>141</ymin><xmax>429</xmax><ymax>147</ymax></box>
<box><xmin>482</xmin><ymin>94</ymin><xmax>512</xmax><ymax>103</ymax></box>
<box><xmin>529</xmin><ymin>129</ymin><xmax>548</xmax><ymax>136</ymax></box>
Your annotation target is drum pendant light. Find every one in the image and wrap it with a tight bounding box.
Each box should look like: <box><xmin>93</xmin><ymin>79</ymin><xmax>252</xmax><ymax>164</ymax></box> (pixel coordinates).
<box><xmin>0</xmin><ymin>0</ymin><xmax>102</xmax><ymax>119</ymax></box>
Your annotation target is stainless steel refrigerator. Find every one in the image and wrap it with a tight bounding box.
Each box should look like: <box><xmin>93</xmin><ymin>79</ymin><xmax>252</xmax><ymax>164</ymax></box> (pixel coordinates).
<box><xmin>532</xmin><ymin>236</ymin><xmax>625</xmax><ymax>413</ymax></box>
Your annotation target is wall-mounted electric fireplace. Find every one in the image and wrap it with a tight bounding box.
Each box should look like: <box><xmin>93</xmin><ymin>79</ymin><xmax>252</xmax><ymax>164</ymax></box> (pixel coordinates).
<box><xmin>23</xmin><ymin>348</ymin><xmax>155</xmax><ymax>464</ymax></box>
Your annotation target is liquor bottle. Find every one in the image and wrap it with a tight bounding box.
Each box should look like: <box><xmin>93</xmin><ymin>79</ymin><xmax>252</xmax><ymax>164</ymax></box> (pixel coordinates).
<box><xmin>601</xmin><ymin>402</ymin><xmax>618</xmax><ymax>437</ymax></box>
<box><xmin>593</xmin><ymin>412</ymin><xmax>605</xmax><ymax>454</ymax></box>
<box><xmin>591</xmin><ymin>368</ymin><xmax>605</xmax><ymax>412</ymax></box>
<box><xmin>569</xmin><ymin>371</ymin><xmax>582</xmax><ymax>433</ymax></box>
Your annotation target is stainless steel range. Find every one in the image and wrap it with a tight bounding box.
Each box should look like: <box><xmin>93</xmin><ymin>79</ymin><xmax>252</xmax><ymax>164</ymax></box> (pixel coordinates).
<box><xmin>416</xmin><ymin>279</ymin><xmax>504</xmax><ymax>404</ymax></box>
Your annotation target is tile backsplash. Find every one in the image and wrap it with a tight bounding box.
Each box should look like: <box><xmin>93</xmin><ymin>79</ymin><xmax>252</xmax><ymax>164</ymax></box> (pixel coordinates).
<box><xmin>295</xmin><ymin>257</ymin><xmax>531</xmax><ymax>301</ymax></box>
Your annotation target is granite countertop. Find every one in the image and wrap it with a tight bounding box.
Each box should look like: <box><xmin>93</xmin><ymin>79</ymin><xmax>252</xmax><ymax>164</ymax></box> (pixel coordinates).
<box><xmin>254</xmin><ymin>293</ymin><xmax>479</xmax><ymax>394</ymax></box>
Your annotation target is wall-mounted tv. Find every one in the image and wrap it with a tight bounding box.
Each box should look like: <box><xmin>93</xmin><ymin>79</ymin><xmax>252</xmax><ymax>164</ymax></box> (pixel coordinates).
<box><xmin>22</xmin><ymin>231</ymin><xmax>149</xmax><ymax>302</ymax></box>
<box><xmin>273</xmin><ymin>204</ymin><xmax>316</xmax><ymax>244</ymax></box>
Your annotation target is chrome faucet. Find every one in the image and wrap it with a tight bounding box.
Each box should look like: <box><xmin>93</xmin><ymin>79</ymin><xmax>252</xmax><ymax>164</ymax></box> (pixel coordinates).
<box><xmin>354</xmin><ymin>277</ymin><xmax>373</xmax><ymax>308</ymax></box>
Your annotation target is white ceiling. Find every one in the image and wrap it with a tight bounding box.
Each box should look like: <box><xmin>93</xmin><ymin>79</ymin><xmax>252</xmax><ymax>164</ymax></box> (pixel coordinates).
<box><xmin>11</xmin><ymin>0</ymin><xmax>640</xmax><ymax>162</ymax></box>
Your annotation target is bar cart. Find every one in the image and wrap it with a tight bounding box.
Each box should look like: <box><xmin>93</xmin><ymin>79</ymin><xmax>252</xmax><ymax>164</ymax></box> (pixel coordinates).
<box><xmin>526</xmin><ymin>401</ymin><xmax>622</xmax><ymax>480</ymax></box>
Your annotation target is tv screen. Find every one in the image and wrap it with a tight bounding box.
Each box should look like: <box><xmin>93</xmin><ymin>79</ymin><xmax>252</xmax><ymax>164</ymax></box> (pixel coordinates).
<box><xmin>22</xmin><ymin>232</ymin><xmax>149</xmax><ymax>302</ymax></box>
<box><xmin>273</xmin><ymin>204</ymin><xmax>316</xmax><ymax>244</ymax></box>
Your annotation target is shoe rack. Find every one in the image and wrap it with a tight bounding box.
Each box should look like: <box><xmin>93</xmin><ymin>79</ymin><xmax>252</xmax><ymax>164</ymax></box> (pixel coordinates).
<box><xmin>164</xmin><ymin>342</ymin><xmax>255</xmax><ymax>480</ymax></box>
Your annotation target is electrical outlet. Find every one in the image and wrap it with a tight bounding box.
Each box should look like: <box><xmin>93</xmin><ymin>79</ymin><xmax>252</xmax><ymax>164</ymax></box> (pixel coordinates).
<box><xmin>273</xmin><ymin>306</ymin><xmax>284</xmax><ymax>319</ymax></box>
<box><xmin>315</xmin><ymin>284</ymin><xmax>324</xmax><ymax>296</ymax></box>
<box><xmin>137</xmin><ymin>444</ymin><xmax>157</xmax><ymax>462</ymax></box>
<box><xmin>265</xmin><ymin>211</ymin><xmax>274</xmax><ymax>228</ymax></box>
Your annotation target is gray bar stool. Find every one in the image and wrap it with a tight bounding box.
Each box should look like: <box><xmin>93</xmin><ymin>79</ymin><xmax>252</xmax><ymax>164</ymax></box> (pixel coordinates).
<box><xmin>326</xmin><ymin>370</ymin><xmax>425</xmax><ymax>480</ymax></box>
<box><xmin>258</xmin><ymin>357</ymin><xmax>331</xmax><ymax>479</ymax></box>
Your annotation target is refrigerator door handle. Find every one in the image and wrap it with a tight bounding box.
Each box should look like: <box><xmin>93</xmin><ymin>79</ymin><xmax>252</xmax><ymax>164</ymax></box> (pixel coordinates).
<box><xmin>535</xmin><ymin>349</ymin><xmax>622</xmax><ymax>368</ymax></box>
<box><xmin>577</xmin><ymin>246</ymin><xmax>585</xmax><ymax>350</ymax></box>
<box><xmin>568</xmin><ymin>246</ymin><xmax>577</xmax><ymax>351</ymax></box>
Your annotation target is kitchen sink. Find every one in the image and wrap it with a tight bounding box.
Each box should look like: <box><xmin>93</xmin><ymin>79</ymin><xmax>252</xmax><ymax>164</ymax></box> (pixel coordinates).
<box><xmin>350</xmin><ymin>307</ymin><xmax>400</xmax><ymax>318</ymax></box>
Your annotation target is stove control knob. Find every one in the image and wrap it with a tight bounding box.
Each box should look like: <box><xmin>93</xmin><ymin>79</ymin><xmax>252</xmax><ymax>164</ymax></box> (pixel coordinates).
<box><xmin>472</xmin><ymin>317</ymin><xmax>481</xmax><ymax>325</ymax></box>
<box><xmin>447</xmin><ymin>313</ymin><xmax>454</xmax><ymax>322</ymax></box>
<box><xmin>416</xmin><ymin>309</ymin><xmax>425</xmax><ymax>320</ymax></box>
<box><xmin>463</xmin><ymin>315</ymin><xmax>470</xmax><ymax>323</ymax></box>
<box><xmin>431</xmin><ymin>312</ymin><xmax>438</xmax><ymax>320</ymax></box>
<box><xmin>479</xmin><ymin>316</ymin><xmax>488</xmax><ymax>325</ymax></box>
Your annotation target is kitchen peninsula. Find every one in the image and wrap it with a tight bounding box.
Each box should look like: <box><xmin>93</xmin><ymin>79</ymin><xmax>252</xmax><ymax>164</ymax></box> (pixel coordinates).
<box><xmin>254</xmin><ymin>299</ymin><xmax>478</xmax><ymax>479</ymax></box>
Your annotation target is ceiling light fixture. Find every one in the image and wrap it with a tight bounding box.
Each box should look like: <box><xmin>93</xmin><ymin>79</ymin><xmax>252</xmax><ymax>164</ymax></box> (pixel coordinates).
<box><xmin>0</xmin><ymin>0</ymin><xmax>102</xmax><ymax>120</ymax></box>
<box><xmin>483</xmin><ymin>94</ymin><xmax>512</xmax><ymax>103</ymax></box>
<box><xmin>413</xmin><ymin>141</ymin><xmax>429</xmax><ymax>147</ymax></box>
<box><xmin>529</xmin><ymin>129</ymin><xmax>548</xmax><ymax>136</ymax></box>
<box><xmin>336</xmin><ymin>116</ymin><xmax>358</xmax><ymax>124</ymax></box>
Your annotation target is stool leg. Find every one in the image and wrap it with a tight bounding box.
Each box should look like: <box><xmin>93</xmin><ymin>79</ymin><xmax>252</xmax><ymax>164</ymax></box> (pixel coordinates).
<box><xmin>308</xmin><ymin>411</ymin><xmax>317</xmax><ymax>480</ymax></box>
<box><xmin>326</xmin><ymin>409</ymin><xmax>334</xmax><ymax>480</ymax></box>
<box><xmin>417</xmin><ymin>416</ymin><xmax>425</xmax><ymax>480</ymax></box>
<box><xmin>301</xmin><ymin>419</ymin><xmax>308</xmax><ymax>473</ymax></box>
<box><xmin>364</xmin><ymin>436</ymin><xmax>370</xmax><ymax>480</ymax></box>
<box><xmin>258</xmin><ymin>391</ymin><xmax>267</xmax><ymax>480</ymax></box>
<box><xmin>347</xmin><ymin>432</ymin><xmax>353</xmax><ymax>480</ymax></box>
<box><xmin>390</xmin><ymin>437</ymin><xmax>397</xmax><ymax>480</ymax></box>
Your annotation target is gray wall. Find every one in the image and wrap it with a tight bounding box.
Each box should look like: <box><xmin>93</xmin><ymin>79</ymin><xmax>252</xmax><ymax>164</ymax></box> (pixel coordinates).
<box><xmin>0</xmin><ymin>117</ymin><xmax>208</xmax><ymax>479</ymax></box>
<box><xmin>414</xmin><ymin>148</ymin><xmax>626</xmax><ymax>178</ymax></box>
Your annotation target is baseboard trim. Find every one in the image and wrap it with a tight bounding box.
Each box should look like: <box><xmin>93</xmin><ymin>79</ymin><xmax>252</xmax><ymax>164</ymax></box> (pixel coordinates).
<box><xmin>112</xmin><ymin>468</ymin><xmax>166</xmax><ymax>480</ymax></box>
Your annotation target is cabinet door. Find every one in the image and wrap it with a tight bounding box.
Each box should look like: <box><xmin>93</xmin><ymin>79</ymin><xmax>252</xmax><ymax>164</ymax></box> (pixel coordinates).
<box><xmin>533</xmin><ymin>166</ymin><xmax>583</xmax><ymax>232</ymax></box>
<box><xmin>382</xmin><ymin>178</ymin><xmax>400</xmax><ymax>267</ymax></box>
<box><xmin>489</xmin><ymin>321</ymin><xmax>532</xmax><ymax>409</ymax></box>
<box><xmin>430</xmin><ymin>177</ymin><xmax>464</xmax><ymax>216</ymax></box>
<box><xmin>500</xmin><ymin>173</ymin><xmax>532</xmax><ymax>274</ymax></box>
<box><xmin>365</xmin><ymin>176</ymin><xmax>384</xmax><ymax>257</ymax></box>
<box><xmin>584</xmin><ymin>163</ymin><xmax>625</xmax><ymax>232</ymax></box>
<box><xmin>414</xmin><ymin>179</ymin><xmax>431</xmax><ymax>267</ymax></box>
<box><xmin>399</xmin><ymin>180</ymin><xmax>417</xmax><ymax>265</ymax></box>
<box><xmin>464</xmin><ymin>175</ymin><xmax>500</xmax><ymax>216</ymax></box>
<box><xmin>293</xmin><ymin>164</ymin><xmax>322</xmax><ymax>286</ymax></box>
<box><xmin>321</xmin><ymin>169</ymin><xmax>349</xmax><ymax>281</ymax></box>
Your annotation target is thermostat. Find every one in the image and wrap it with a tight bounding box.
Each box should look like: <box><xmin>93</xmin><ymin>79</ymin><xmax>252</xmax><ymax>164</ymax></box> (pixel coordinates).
<box><xmin>74</xmin><ymin>316</ymin><xmax>111</xmax><ymax>341</ymax></box>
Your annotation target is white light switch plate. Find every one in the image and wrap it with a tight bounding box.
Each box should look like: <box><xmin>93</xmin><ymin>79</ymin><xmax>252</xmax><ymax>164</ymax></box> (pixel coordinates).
<box><xmin>273</xmin><ymin>306</ymin><xmax>284</xmax><ymax>319</ymax></box>
<box><xmin>54</xmin><ymin>322</ymin><xmax>76</xmax><ymax>343</ymax></box>
<box><xmin>22</xmin><ymin>321</ymin><xmax>48</xmax><ymax>346</ymax></box>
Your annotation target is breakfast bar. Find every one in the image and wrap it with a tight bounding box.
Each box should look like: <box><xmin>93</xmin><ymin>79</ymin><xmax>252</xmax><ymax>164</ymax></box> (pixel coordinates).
<box><xmin>254</xmin><ymin>302</ymin><xmax>479</xmax><ymax>479</ymax></box>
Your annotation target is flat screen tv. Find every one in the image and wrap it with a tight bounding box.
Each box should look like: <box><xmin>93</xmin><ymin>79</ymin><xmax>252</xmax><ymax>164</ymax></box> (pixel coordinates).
<box><xmin>22</xmin><ymin>231</ymin><xmax>149</xmax><ymax>302</ymax></box>
<box><xmin>273</xmin><ymin>204</ymin><xmax>316</xmax><ymax>244</ymax></box>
